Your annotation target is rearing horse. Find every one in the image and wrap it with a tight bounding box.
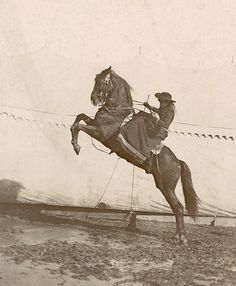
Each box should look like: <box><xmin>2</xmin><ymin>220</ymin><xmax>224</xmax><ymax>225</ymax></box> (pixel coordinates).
<box><xmin>71</xmin><ymin>66</ymin><xmax>199</xmax><ymax>244</ymax></box>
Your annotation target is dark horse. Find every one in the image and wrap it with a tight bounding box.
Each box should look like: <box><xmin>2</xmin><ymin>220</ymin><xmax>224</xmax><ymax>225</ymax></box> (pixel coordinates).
<box><xmin>71</xmin><ymin>67</ymin><xmax>199</xmax><ymax>244</ymax></box>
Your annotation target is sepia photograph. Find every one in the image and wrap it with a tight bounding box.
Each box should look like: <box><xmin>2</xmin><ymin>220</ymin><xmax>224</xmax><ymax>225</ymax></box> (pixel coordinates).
<box><xmin>0</xmin><ymin>0</ymin><xmax>235</xmax><ymax>285</ymax></box>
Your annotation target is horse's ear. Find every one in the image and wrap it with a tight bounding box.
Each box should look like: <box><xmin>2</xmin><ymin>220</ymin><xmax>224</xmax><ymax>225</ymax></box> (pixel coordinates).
<box><xmin>101</xmin><ymin>66</ymin><xmax>112</xmax><ymax>77</ymax></box>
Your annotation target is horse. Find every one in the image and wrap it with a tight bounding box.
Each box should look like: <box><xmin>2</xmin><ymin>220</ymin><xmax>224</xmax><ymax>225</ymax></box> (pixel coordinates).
<box><xmin>70</xmin><ymin>66</ymin><xmax>199</xmax><ymax>244</ymax></box>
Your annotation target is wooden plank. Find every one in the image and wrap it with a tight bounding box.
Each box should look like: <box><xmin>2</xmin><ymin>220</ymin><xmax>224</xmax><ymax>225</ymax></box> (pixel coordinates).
<box><xmin>1</xmin><ymin>202</ymin><xmax>235</xmax><ymax>218</ymax></box>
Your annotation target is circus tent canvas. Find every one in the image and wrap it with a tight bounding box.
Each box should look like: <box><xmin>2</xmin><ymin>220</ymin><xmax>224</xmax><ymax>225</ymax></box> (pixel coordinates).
<box><xmin>0</xmin><ymin>0</ymin><xmax>236</xmax><ymax>223</ymax></box>
<box><xmin>0</xmin><ymin>108</ymin><xmax>235</xmax><ymax>220</ymax></box>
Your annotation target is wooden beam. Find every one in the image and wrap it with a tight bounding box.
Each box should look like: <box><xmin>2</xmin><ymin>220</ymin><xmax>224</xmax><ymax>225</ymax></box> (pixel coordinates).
<box><xmin>1</xmin><ymin>202</ymin><xmax>235</xmax><ymax>218</ymax></box>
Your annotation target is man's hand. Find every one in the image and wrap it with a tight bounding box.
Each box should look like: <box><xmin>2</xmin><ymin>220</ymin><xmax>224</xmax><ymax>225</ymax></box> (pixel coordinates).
<box><xmin>144</xmin><ymin>102</ymin><xmax>151</xmax><ymax>109</ymax></box>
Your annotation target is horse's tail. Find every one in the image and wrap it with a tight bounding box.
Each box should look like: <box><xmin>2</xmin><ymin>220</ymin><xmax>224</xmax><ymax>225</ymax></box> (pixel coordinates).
<box><xmin>180</xmin><ymin>160</ymin><xmax>199</xmax><ymax>220</ymax></box>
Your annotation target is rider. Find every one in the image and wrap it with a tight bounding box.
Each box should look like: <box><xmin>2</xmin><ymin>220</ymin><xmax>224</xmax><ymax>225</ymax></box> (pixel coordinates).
<box><xmin>144</xmin><ymin>92</ymin><xmax>176</xmax><ymax>137</ymax></box>
<box><xmin>143</xmin><ymin>92</ymin><xmax>176</xmax><ymax>173</ymax></box>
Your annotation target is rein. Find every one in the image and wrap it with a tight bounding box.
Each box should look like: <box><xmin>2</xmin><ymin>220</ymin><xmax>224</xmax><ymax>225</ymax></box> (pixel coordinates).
<box><xmin>97</xmin><ymin>73</ymin><xmax>147</xmax><ymax>116</ymax></box>
<box><xmin>91</xmin><ymin>138</ymin><xmax>110</xmax><ymax>154</ymax></box>
<box><xmin>133</xmin><ymin>99</ymin><xmax>144</xmax><ymax>105</ymax></box>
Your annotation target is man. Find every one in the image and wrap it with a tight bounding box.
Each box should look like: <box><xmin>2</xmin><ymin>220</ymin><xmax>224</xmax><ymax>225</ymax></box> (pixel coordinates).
<box><xmin>144</xmin><ymin>92</ymin><xmax>176</xmax><ymax>137</ymax></box>
<box><xmin>143</xmin><ymin>92</ymin><xmax>176</xmax><ymax>173</ymax></box>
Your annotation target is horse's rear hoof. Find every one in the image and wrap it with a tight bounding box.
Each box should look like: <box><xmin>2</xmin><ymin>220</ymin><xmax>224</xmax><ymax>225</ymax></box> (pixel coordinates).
<box><xmin>172</xmin><ymin>232</ymin><xmax>179</xmax><ymax>243</ymax></box>
<box><xmin>172</xmin><ymin>233</ymin><xmax>188</xmax><ymax>245</ymax></box>
<box><xmin>180</xmin><ymin>238</ymin><xmax>188</xmax><ymax>245</ymax></box>
<box><xmin>179</xmin><ymin>235</ymin><xmax>188</xmax><ymax>245</ymax></box>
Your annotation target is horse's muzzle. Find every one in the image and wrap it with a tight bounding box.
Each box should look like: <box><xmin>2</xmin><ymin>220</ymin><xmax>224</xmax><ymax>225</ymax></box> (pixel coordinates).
<box><xmin>91</xmin><ymin>96</ymin><xmax>100</xmax><ymax>106</ymax></box>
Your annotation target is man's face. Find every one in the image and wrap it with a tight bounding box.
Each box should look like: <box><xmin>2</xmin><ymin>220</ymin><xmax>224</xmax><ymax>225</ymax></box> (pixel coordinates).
<box><xmin>159</xmin><ymin>100</ymin><xmax>169</xmax><ymax>107</ymax></box>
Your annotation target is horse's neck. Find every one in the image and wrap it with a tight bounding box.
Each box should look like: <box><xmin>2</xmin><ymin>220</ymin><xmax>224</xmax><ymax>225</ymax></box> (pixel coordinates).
<box><xmin>109</xmin><ymin>75</ymin><xmax>133</xmax><ymax>108</ymax></box>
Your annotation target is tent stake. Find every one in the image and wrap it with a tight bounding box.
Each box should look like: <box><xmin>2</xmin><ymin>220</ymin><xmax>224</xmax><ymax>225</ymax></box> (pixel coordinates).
<box><xmin>128</xmin><ymin>210</ymin><xmax>137</xmax><ymax>230</ymax></box>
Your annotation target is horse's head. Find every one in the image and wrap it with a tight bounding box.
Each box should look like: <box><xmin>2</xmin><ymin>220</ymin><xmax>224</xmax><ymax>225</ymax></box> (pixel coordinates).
<box><xmin>91</xmin><ymin>66</ymin><xmax>113</xmax><ymax>106</ymax></box>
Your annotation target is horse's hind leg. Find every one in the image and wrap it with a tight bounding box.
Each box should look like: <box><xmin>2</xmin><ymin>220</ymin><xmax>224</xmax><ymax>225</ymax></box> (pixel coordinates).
<box><xmin>70</xmin><ymin>114</ymin><xmax>94</xmax><ymax>155</ymax></box>
<box><xmin>164</xmin><ymin>190</ymin><xmax>186</xmax><ymax>244</ymax></box>
<box><xmin>161</xmin><ymin>187</ymin><xmax>186</xmax><ymax>244</ymax></box>
<box><xmin>153</xmin><ymin>162</ymin><xmax>186</xmax><ymax>244</ymax></box>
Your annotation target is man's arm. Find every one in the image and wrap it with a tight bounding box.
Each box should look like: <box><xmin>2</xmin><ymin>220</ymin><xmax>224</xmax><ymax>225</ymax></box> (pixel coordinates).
<box><xmin>143</xmin><ymin>102</ymin><xmax>159</xmax><ymax>113</ymax></box>
<box><xmin>156</xmin><ymin>119</ymin><xmax>166</xmax><ymax>127</ymax></box>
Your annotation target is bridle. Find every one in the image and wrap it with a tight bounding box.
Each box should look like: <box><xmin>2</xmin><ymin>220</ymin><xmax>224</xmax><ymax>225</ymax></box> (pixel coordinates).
<box><xmin>96</xmin><ymin>73</ymin><xmax>113</xmax><ymax>106</ymax></box>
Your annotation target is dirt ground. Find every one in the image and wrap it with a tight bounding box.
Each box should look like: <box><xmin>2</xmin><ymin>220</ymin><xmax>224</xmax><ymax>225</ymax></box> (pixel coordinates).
<box><xmin>0</xmin><ymin>210</ymin><xmax>235</xmax><ymax>286</ymax></box>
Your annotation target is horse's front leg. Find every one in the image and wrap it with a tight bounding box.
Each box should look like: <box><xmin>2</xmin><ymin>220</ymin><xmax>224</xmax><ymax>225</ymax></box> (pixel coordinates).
<box><xmin>71</xmin><ymin>123</ymin><xmax>100</xmax><ymax>155</ymax></box>
<box><xmin>70</xmin><ymin>114</ymin><xmax>94</xmax><ymax>155</ymax></box>
<box><xmin>70</xmin><ymin>121</ymin><xmax>82</xmax><ymax>155</ymax></box>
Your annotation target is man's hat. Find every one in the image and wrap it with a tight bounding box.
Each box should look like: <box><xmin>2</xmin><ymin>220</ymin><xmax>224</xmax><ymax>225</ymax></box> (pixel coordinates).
<box><xmin>155</xmin><ymin>92</ymin><xmax>176</xmax><ymax>103</ymax></box>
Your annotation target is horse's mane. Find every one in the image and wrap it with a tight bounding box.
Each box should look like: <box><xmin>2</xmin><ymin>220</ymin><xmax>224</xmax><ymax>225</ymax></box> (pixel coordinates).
<box><xmin>111</xmin><ymin>71</ymin><xmax>133</xmax><ymax>92</ymax></box>
<box><xmin>95</xmin><ymin>68</ymin><xmax>132</xmax><ymax>93</ymax></box>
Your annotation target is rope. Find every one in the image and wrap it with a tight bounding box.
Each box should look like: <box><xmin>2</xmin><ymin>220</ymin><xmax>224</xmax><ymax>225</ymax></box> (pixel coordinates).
<box><xmin>2</xmin><ymin>104</ymin><xmax>76</xmax><ymax>117</ymax></box>
<box><xmin>133</xmin><ymin>99</ymin><xmax>144</xmax><ymax>104</ymax></box>
<box><xmin>91</xmin><ymin>138</ymin><xmax>110</xmax><ymax>154</ymax></box>
<box><xmin>130</xmin><ymin>165</ymin><xmax>135</xmax><ymax>210</ymax></box>
<box><xmin>175</xmin><ymin>121</ymin><xmax>236</xmax><ymax>130</ymax></box>
<box><xmin>1</xmin><ymin>110</ymin><xmax>234</xmax><ymax>140</ymax></box>
<box><xmin>122</xmin><ymin>165</ymin><xmax>136</xmax><ymax>222</ymax></box>
<box><xmin>85</xmin><ymin>157</ymin><xmax>120</xmax><ymax>220</ymax></box>
<box><xmin>95</xmin><ymin>158</ymin><xmax>120</xmax><ymax>208</ymax></box>
<box><xmin>5</xmin><ymin>100</ymin><xmax>236</xmax><ymax>130</ymax></box>
<box><xmin>2</xmin><ymin>102</ymin><xmax>236</xmax><ymax>137</ymax></box>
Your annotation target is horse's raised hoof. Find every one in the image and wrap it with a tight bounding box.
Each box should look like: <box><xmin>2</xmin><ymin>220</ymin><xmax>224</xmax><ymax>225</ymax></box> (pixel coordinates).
<box><xmin>73</xmin><ymin>144</ymin><xmax>81</xmax><ymax>155</ymax></box>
